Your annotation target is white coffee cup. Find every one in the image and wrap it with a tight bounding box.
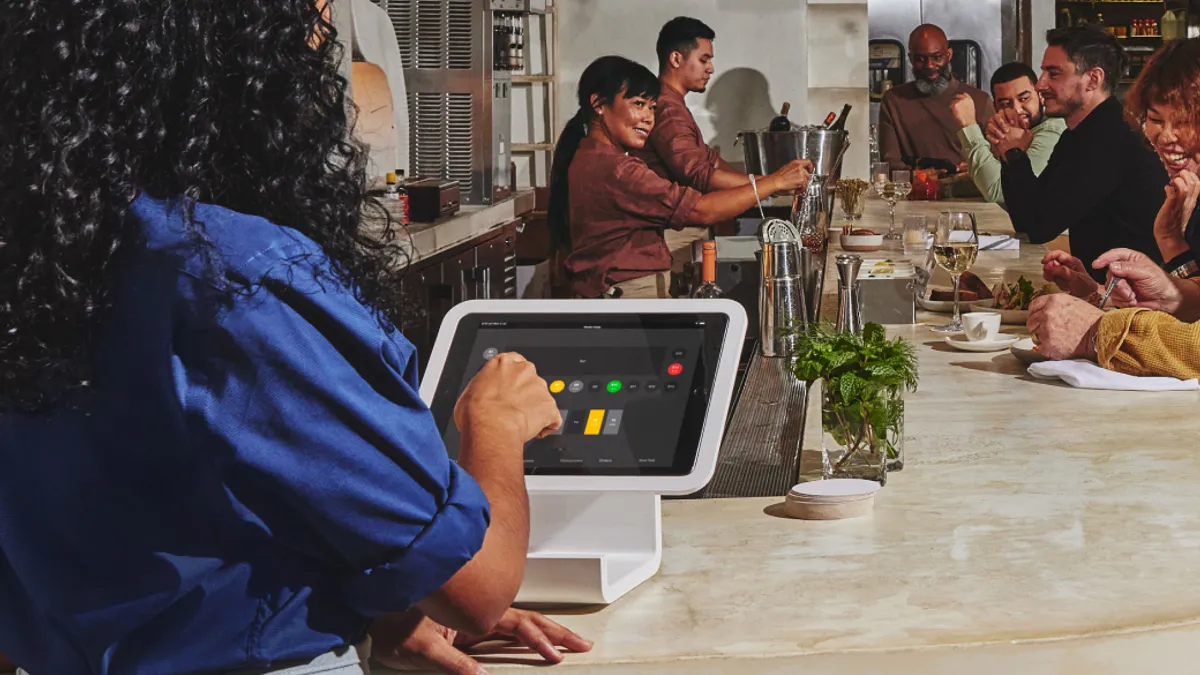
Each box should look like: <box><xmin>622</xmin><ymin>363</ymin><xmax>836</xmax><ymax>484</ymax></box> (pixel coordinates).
<box><xmin>962</xmin><ymin>312</ymin><xmax>1001</xmax><ymax>342</ymax></box>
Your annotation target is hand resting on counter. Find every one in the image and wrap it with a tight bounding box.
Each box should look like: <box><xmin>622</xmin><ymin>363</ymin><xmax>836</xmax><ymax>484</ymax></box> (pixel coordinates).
<box><xmin>372</xmin><ymin>608</ymin><xmax>592</xmax><ymax>675</ymax></box>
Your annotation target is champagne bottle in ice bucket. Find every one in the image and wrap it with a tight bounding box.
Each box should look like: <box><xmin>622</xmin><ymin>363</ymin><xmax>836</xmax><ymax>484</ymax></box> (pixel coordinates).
<box><xmin>769</xmin><ymin>102</ymin><xmax>792</xmax><ymax>132</ymax></box>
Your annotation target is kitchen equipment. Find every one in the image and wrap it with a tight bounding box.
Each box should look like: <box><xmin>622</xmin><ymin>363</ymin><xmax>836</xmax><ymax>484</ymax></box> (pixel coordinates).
<box><xmin>1097</xmin><ymin>276</ymin><xmax>1121</xmax><ymax>310</ymax></box>
<box><xmin>835</xmin><ymin>254</ymin><xmax>864</xmax><ymax>336</ymax></box>
<box><xmin>405</xmin><ymin>178</ymin><xmax>462</xmax><ymax>222</ymax></box>
<box><xmin>759</xmin><ymin>240</ymin><xmax>807</xmax><ymax>358</ymax></box>
<box><xmin>390</xmin><ymin>0</ymin><xmax>531</xmax><ymax>205</ymax></box>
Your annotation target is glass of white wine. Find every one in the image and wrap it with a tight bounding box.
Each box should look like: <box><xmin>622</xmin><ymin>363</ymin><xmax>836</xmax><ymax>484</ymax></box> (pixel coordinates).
<box><xmin>930</xmin><ymin>211</ymin><xmax>979</xmax><ymax>334</ymax></box>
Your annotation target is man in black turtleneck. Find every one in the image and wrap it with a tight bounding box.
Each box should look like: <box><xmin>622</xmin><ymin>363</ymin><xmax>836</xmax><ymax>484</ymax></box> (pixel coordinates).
<box><xmin>994</xmin><ymin>25</ymin><xmax>1164</xmax><ymax>282</ymax></box>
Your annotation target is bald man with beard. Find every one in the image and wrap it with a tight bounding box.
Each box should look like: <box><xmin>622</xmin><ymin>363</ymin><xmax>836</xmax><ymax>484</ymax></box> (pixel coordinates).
<box><xmin>878</xmin><ymin>24</ymin><xmax>994</xmax><ymax>172</ymax></box>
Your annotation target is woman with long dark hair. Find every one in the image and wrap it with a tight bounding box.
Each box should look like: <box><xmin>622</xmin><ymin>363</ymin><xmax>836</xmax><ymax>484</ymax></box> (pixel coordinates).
<box><xmin>0</xmin><ymin>2</ymin><xmax>588</xmax><ymax>673</ymax></box>
<box><xmin>548</xmin><ymin>56</ymin><xmax>811</xmax><ymax>298</ymax></box>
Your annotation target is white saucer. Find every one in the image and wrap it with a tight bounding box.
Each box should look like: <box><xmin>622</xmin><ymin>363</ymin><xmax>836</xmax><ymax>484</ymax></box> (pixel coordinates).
<box><xmin>944</xmin><ymin>333</ymin><xmax>1020</xmax><ymax>352</ymax></box>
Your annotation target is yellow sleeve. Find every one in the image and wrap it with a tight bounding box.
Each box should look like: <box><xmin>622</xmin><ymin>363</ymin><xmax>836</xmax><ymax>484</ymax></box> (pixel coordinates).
<box><xmin>1096</xmin><ymin>307</ymin><xmax>1200</xmax><ymax>380</ymax></box>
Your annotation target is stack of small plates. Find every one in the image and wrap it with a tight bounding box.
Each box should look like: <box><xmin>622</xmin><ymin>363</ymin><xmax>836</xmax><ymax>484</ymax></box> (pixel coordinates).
<box><xmin>784</xmin><ymin>479</ymin><xmax>881</xmax><ymax>520</ymax></box>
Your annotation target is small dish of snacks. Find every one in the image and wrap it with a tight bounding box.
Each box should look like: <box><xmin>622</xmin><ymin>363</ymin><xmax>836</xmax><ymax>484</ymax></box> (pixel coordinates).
<box><xmin>840</xmin><ymin>227</ymin><xmax>884</xmax><ymax>252</ymax></box>
<box><xmin>970</xmin><ymin>276</ymin><xmax>1052</xmax><ymax>325</ymax></box>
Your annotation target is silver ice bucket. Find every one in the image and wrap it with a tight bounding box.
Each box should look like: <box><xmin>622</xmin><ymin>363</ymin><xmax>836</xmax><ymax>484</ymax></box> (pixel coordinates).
<box><xmin>739</xmin><ymin>127</ymin><xmax>850</xmax><ymax>180</ymax></box>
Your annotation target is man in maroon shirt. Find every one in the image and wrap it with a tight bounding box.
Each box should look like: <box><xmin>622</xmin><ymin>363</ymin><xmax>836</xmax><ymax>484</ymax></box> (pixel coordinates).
<box><xmin>637</xmin><ymin>17</ymin><xmax>758</xmax><ymax>289</ymax></box>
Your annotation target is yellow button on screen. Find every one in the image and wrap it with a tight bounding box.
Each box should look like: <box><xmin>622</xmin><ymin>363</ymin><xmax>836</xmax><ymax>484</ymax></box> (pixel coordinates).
<box><xmin>549</xmin><ymin>380</ymin><xmax>566</xmax><ymax>394</ymax></box>
<box><xmin>584</xmin><ymin>409</ymin><xmax>606</xmax><ymax>436</ymax></box>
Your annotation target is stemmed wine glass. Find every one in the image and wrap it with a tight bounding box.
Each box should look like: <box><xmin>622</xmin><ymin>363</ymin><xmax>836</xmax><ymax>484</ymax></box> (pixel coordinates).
<box><xmin>878</xmin><ymin>170</ymin><xmax>911</xmax><ymax>240</ymax></box>
<box><xmin>930</xmin><ymin>211</ymin><xmax>979</xmax><ymax>334</ymax></box>
<box><xmin>871</xmin><ymin>162</ymin><xmax>890</xmax><ymax>230</ymax></box>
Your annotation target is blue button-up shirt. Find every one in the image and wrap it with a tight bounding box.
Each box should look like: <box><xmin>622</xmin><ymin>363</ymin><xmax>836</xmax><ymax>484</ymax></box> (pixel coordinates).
<box><xmin>0</xmin><ymin>195</ymin><xmax>490</xmax><ymax>674</ymax></box>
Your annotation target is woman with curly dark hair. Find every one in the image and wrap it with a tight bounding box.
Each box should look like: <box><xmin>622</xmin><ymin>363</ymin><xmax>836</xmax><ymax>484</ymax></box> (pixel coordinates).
<box><xmin>0</xmin><ymin>1</ymin><xmax>588</xmax><ymax>673</ymax></box>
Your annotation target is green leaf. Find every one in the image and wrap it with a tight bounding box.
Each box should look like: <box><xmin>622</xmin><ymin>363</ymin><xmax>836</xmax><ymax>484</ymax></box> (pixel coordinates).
<box><xmin>863</xmin><ymin>323</ymin><xmax>886</xmax><ymax>345</ymax></box>
<box><xmin>839</xmin><ymin>371</ymin><xmax>868</xmax><ymax>402</ymax></box>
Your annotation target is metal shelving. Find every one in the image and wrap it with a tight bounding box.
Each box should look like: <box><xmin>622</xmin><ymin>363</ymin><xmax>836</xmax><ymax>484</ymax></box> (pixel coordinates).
<box><xmin>511</xmin><ymin>2</ymin><xmax>558</xmax><ymax>187</ymax></box>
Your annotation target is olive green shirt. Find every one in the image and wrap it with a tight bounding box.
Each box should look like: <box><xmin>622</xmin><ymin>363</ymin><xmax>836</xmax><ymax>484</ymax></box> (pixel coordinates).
<box><xmin>957</xmin><ymin>116</ymin><xmax>1067</xmax><ymax>209</ymax></box>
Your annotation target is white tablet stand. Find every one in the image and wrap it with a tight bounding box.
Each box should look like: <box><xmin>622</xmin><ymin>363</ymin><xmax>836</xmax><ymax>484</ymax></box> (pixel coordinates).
<box><xmin>516</xmin><ymin>491</ymin><xmax>661</xmax><ymax>606</ymax></box>
<box><xmin>420</xmin><ymin>299</ymin><xmax>748</xmax><ymax>607</ymax></box>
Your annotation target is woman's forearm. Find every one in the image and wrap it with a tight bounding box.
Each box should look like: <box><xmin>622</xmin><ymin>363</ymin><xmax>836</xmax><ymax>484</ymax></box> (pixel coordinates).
<box><xmin>1173</xmin><ymin>277</ymin><xmax>1200</xmax><ymax>322</ymax></box>
<box><xmin>688</xmin><ymin>175</ymin><xmax>783</xmax><ymax>225</ymax></box>
<box><xmin>1156</xmin><ymin>233</ymin><xmax>1190</xmax><ymax>264</ymax></box>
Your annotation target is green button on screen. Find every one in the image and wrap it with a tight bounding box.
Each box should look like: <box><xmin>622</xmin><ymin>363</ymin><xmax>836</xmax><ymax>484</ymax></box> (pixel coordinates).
<box><xmin>606</xmin><ymin>380</ymin><xmax>622</xmax><ymax>393</ymax></box>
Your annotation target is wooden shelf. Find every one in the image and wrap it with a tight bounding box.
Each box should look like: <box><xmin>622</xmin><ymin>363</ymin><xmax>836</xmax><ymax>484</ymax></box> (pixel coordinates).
<box><xmin>1119</xmin><ymin>34</ymin><xmax>1163</xmax><ymax>38</ymax></box>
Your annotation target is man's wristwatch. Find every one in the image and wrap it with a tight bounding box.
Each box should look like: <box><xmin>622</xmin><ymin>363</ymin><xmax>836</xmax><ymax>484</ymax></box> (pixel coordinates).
<box><xmin>1168</xmin><ymin>259</ymin><xmax>1200</xmax><ymax>279</ymax></box>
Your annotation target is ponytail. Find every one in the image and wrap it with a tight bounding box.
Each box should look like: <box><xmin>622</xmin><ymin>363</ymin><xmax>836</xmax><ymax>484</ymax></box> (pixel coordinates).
<box><xmin>547</xmin><ymin>109</ymin><xmax>588</xmax><ymax>253</ymax></box>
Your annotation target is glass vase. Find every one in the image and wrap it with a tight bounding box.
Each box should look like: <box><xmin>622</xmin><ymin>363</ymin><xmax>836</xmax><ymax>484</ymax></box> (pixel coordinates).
<box><xmin>820</xmin><ymin>383</ymin><xmax>903</xmax><ymax>485</ymax></box>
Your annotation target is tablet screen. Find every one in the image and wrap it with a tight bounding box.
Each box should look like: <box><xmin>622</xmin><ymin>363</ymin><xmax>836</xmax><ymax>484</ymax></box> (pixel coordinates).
<box><xmin>427</xmin><ymin>313</ymin><xmax>731</xmax><ymax>476</ymax></box>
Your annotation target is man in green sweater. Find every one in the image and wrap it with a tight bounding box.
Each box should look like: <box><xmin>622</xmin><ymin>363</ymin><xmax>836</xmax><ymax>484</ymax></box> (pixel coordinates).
<box><xmin>951</xmin><ymin>62</ymin><xmax>1066</xmax><ymax>209</ymax></box>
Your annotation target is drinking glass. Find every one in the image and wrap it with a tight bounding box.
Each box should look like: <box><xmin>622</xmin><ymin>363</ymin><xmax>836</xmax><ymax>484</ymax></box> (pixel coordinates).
<box><xmin>930</xmin><ymin>211</ymin><xmax>979</xmax><ymax>334</ymax></box>
<box><xmin>871</xmin><ymin>162</ymin><xmax>890</xmax><ymax>196</ymax></box>
<box><xmin>884</xmin><ymin>170</ymin><xmax>913</xmax><ymax>239</ymax></box>
<box><xmin>902</xmin><ymin>214</ymin><xmax>928</xmax><ymax>256</ymax></box>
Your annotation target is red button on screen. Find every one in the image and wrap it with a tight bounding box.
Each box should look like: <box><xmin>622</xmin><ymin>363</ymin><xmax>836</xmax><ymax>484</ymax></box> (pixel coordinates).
<box><xmin>667</xmin><ymin>362</ymin><xmax>683</xmax><ymax>376</ymax></box>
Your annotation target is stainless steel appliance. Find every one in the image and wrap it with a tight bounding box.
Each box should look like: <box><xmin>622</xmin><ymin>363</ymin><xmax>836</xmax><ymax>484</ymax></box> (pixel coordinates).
<box><xmin>868</xmin><ymin>0</ymin><xmax>1020</xmax><ymax>124</ymax></box>
<box><xmin>383</xmin><ymin>0</ymin><xmax>541</xmax><ymax>205</ymax></box>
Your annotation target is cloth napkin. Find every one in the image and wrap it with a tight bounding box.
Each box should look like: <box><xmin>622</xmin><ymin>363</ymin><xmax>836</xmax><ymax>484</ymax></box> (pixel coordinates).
<box><xmin>924</xmin><ymin>232</ymin><xmax>1019</xmax><ymax>251</ymax></box>
<box><xmin>1027</xmin><ymin>359</ymin><xmax>1200</xmax><ymax>391</ymax></box>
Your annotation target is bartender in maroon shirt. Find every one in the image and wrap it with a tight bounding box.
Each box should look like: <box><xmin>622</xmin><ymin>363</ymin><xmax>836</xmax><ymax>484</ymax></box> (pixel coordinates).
<box><xmin>637</xmin><ymin>17</ymin><xmax>756</xmax><ymax>278</ymax></box>
<box><xmin>548</xmin><ymin>55</ymin><xmax>810</xmax><ymax>299</ymax></box>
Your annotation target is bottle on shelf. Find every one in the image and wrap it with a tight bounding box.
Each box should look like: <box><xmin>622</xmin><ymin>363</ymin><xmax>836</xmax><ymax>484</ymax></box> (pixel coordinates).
<box><xmin>768</xmin><ymin>102</ymin><xmax>792</xmax><ymax>132</ymax></box>
<box><xmin>691</xmin><ymin>241</ymin><xmax>724</xmax><ymax>298</ymax></box>
<box><xmin>828</xmin><ymin>104</ymin><xmax>853</xmax><ymax>132</ymax></box>
<box><xmin>1163</xmin><ymin>11</ymin><xmax>1176</xmax><ymax>39</ymax></box>
<box><xmin>384</xmin><ymin>172</ymin><xmax>400</xmax><ymax>201</ymax></box>
<box><xmin>395</xmin><ymin>169</ymin><xmax>410</xmax><ymax>225</ymax></box>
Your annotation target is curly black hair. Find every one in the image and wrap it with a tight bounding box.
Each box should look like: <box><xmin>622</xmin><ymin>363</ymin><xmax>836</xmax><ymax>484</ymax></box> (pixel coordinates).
<box><xmin>0</xmin><ymin>0</ymin><xmax>407</xmax><ymax>413</ymax></box>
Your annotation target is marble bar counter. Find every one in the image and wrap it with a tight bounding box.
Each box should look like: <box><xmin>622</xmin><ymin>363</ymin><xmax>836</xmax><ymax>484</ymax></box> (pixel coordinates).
<box><xmin>448</xmin><ymin>198</ymin><xmax>1200</xmax><ymax>673</ymax></box>
<box><xmin>375</xmin><ymin>189</ymin><xmax>535</xmax><ymax>263</ymax></box>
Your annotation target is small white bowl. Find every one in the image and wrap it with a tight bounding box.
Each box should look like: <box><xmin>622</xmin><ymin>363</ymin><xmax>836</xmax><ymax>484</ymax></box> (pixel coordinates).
<box><xmin>841</xmin><ymin>233</ymin><xmax>885</xmax><ymax>252</ymax></box>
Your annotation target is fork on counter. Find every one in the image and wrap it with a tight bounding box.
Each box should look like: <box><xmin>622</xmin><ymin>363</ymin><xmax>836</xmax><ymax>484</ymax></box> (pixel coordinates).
<box><xmin>1096</xmin><ymin>276</ymin><xmax>1121</xmax><ymax>310</ymax></box>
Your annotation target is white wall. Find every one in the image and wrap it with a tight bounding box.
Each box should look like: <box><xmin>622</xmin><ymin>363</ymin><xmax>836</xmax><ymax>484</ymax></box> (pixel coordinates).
<box><xmin>807</xmin><ymin>0</ymin><xmax>870</xmax><ymax>179</ymax></box>
<box><xmin>1031</xmin><ymin>0</ymin><xmax>1056</xmax><ymax>68</ymax></box>
<box><xmin>557</xmin><ymin>0</ymin><xmax>811</xmax><ymax>168</ymax></box>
